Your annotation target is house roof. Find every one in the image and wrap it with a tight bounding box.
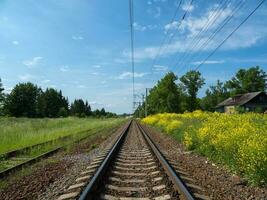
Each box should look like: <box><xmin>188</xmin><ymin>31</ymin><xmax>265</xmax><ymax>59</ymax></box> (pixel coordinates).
<box><xmin>215</xmin><ymin>91</ymin><xmax>264</xmax><ymax>108</ymax></box>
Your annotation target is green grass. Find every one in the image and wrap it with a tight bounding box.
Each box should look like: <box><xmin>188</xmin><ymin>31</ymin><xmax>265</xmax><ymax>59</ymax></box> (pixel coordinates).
<box><xmin>0</xmin><ymin>117</ymin><xmax>126</xmax><ymax>155</ymax></box>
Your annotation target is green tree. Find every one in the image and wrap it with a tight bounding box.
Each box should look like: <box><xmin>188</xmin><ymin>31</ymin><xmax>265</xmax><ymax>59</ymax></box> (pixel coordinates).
<box><xmin>133</xmin><ymin>103</ymin><xmax>145</xmax><ymax>118</ymax></box>
<box><xmin>93</xmin><ymin>109</ymin><xmax>101</xmax><ymax>117</ymax></box>
<box><xmin>39</xmin><ymin>88</ymin><xmax>69</xmax><ymax>117</ymax></box>
<box><xmin>147</xmin><ymin>72</ymin><xmax>182</xmax><ymax>114</ymax></box>
<box><xmin>84</xmin><ymin>101</ymin><xmax>92</xmax><ymax>116</ymax></box>
<box><xmin>100</xmin><ymin>108</ymin><xmax>106</xmax><ymax>116</ymax></box>
<box><xmin>4</xmin><ymin>82</ymin><xmax>41</xmax><ymax>117</ymax></box>
<box><xmin>180</xmin><ymin>70</ymin><xmax>205</xmax><ymax>111</ymax></box>
<box><xmin>201</xmin><ymin>80</ymin><xmax>229</xmax><ymax>111</ymax></box>
<box><xmin>225</xmin><ymin>66</ymin><xmax>266</xmax><ymax>95</ymax></box>
<box><xmin>58</xmin><ymin>107</ymin><xmax>68</xmax><ymax>117</ymax></box>
<box><xmin>70</xmin><ymin>99</ymin><xmax>91</xmax><ymax>117</ymax></box>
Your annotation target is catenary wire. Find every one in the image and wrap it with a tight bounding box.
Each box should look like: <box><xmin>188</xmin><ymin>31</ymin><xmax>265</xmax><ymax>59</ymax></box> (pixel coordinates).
<box><xmin>195</xmin><ymin>0</ymin><xmax>266</xmax><ymax>70</ymax></box>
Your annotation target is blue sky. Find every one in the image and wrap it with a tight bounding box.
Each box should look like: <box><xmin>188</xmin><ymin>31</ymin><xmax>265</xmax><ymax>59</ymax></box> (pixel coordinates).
<box><xmin>0</xmin><ymin>0</ymin><xmax>267</xmax><ymax>114</ymax></box>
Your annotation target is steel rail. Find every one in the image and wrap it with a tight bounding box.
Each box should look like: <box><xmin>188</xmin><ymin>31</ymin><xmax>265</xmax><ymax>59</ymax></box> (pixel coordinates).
<box><xmin>0</xmin><ymin>125</ymin><xmax>119</xmax><ymax>178</ymax></box>
<box><xmin>78</xmin><ymin>120</ymin><xmax>132</xmax><ymax>200</ymax></box>
<box><xmin>0</xmin><ymin>128</ymin><xmax>96</xmax><ymax>160</ymax></box>
<box><xmin>137</xmin><ymin>122</ymin><xmax>196</xmax><ymax>200</ymax></box>
<box><xmin>0</xmin><ymin>147</ymin><xmax>61</xmax><ymax>178</ymax></box>
<box><xmin>79</xmin><ymin>120</ymin><xmax>195</xmax><ymax>200</ymax></box>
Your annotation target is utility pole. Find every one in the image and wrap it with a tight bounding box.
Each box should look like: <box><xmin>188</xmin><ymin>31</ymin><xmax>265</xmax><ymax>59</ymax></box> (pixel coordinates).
<box><xmin>138</xmin><ymin>102</ymin><xmax>141</xmax><ymax>118</ymax></box>
<box><xmin>145</xmin><ymin>88</ymin><xmax>151</xmax><ymax>117</ymax></box>
<box><xmin>134</xmin><ymin>94</ymin><xmax>145</xmax><ymax>118</ymax></box>
<box><xmin>141</xmin><ymin>94</ymin><xmax>145</xmax><ymax>118</ymax></box>
<box><xmin>145</xmin><ymin>88</ymin><xmax>148</xmax><ymax>117</ymax></box>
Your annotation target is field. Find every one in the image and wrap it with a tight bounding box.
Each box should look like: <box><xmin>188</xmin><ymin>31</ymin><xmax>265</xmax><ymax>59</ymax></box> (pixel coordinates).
<box><xmin>142</xmin><ymin>111</ymin><xmax>267</xmax><ymax>185</ymax></box>
<box><xmin>0</xmin><ymin>117</ymin><xmax>126</xmax><ymax>155</ymax></box>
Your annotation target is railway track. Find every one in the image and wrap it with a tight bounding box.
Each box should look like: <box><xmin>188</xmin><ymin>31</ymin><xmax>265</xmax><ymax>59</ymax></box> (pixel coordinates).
<box><xmin>58</xmin><ymin>120</ymin><xmax>210</xmax><ymax>200</ymax></box>
<box><xmin>0</xmin><ymin>125</ymin><xmax>120</xmax><ymax>178</ymax></box>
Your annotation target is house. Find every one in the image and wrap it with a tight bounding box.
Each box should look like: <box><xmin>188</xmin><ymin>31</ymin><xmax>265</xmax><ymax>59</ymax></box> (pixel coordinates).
<box><xmin>215</xmin><ymin>91</ymin><xmax>267</xmax><ymax>113</ymax></box>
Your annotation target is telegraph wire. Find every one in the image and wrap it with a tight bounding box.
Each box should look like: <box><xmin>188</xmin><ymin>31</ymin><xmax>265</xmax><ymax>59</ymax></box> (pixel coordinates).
<box><xmin>172</xmin><ymin>0</ymin><xmax>228</xmax><ymax>70</ymax></box>
<box><xmin>195</xmin><ymin>0</ymin><xmax>266</xmax><ymax>70</ymax></box>
<box><xmin>129</xmin><ymin>0</ymin><xmax>135</xmax><ymax>113</ymax></box>
<box><xmin>157</xmin><ymin>0</ymin><xmax>194</xmax><ymax>66</ymax></box>
<box><xmin>183</xmin><ymin>0</ymin><xmax>246</xmax><ymax>71</ymax></box>
<box><xmin>149</xmin><ymin>0</ymin><xmax>183</xmax><ymax>75</ymax></box>
<box><xmin>174</xmin><ymin>0</ymin><xmax>246</xmax><ymax>74</ymax></box>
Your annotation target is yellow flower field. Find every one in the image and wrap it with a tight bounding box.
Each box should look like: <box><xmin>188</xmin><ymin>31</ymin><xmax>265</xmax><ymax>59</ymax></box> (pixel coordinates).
<box><xmin>142</xmin><ymin>111</ymin><xmax>267</xmax><ymax>185</ymax></box>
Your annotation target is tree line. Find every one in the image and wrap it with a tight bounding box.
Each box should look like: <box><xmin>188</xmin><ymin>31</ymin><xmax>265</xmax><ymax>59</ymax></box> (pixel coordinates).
<box><xmin>0</xmin><ymin>81</ymin><xmax>117</xmax><ymax>118</ymax></box>
<box><xmin>134</xmin><ymin>66</ymin><xmax>266</xmax><ymax>117</ymax></box>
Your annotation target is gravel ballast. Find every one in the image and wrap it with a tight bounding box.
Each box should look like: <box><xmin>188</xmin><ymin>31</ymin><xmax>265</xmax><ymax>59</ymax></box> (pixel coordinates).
<box><xmin>0</xmin><ymin>124</ymin><xmax>125</xmax><ymax>200</ymax></box>
<box><xmin>142</xmin><ymin>124</ymin><xmax>267</xmax><ymax>200</ymax></box>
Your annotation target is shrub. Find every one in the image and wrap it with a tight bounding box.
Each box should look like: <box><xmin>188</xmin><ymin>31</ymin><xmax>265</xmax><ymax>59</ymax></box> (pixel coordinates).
<box><xmin>58</xmin><ymin>107</ymin><xmax>68</xmax><ymax>117</ymax></box>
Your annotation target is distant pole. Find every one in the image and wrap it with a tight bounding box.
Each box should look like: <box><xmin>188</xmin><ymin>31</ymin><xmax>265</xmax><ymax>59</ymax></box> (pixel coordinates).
<box><xmin>145</xmin><ymin>88</ymin><xmax>148</xmax><ymax>117</ymax></box>
<box><xmin>141</xmin><ymin>94</ymin><xmax>145</xmax><ymax>118</ymax></box>
<box><xmin>129</xmin><ymin>0</ymin><xmax>135</xmax><ymax>113</ymax></box>
<box><xmin>145</xmin><ymin>88</ymin><xmax>151</xmax><ymax>117</ymax></box>
<box><xmin>138</xmin><ymin>102</ymin><xmax>141</xmax><ymax>118</ymax></box>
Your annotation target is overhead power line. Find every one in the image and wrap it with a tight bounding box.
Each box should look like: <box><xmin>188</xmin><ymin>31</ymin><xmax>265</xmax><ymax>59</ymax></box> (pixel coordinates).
<box><xmin>172</xmin><ymin>0</ymin><xmax>229</xmax><ymax>70</ymax></box>
<box><xmin>195</xmin><ymin>0</ymin><xmax>266</xmax><ymax>70</ymax></box>
<box><xmin>129</xmin><ymin>0</ymin><xmax>135</xmax><ymax>113</ymax></box>
<box><xmin>149</xmin><ymin>0</ymin><xmax>183</xmax><ymax>74</ymax></box>
<box><xmin>158</xmin><ymin>0</ymin><xmax>194</xmax><ymax>63</ymax></box>
<box><xmin>179</xmin><ymin>0</ymin><xmax>246</xmax><ymax>72</ymax></box>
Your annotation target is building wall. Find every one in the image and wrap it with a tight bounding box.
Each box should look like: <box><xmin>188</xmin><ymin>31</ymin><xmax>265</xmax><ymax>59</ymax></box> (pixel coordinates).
<box><xmin>245</xmin><ymin>93</ymin><xmax>267</xmax><ymax>112</ymax></box>
<box><xmin>224</xmin><ymin>106</ymin><xmax>236</xmax><ymax>114</ymax></box>
<box><xmin>215</xmin><ymin>106</ymin><xmax>224</xmax><ymax>112</ymax></box>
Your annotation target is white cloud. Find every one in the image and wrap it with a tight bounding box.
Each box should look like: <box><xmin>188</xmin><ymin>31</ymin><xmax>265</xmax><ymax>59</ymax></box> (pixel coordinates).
<box><xmin>42</xmin><ymin>79</ymin><xmax>51</xmax><ymax>83</ymax></box>
<box><xmin>114</xmin><ymin>58</ymin><xmax>130</xmax><ymax>64</ymax></box>
<box><xmin>48</xmin><ymin>84</ymin><xmax>57</xmax><ymax>89</ymax></box>
<box><xmin>133</xmin><ymin>22</ymin><xmax>147</xmax><ymax>31</ymax></box>
<box><xmin>88</xmin><ymin>101</ymin><xmax>112</xmax><ymax>108</ymax></box>
<box><xmin>92</xmin><ymin>72</ymin><xmax>98</xmax><ymax>75</ymax></box>
<box><xmin>77</xmin><ymin>85</ymin><xmax>86</xmax><ymax>88</ymax></box>
<box><xmin>3</xmin><ymin>86</ymin><xmax>13</xmax><ymax>93</ymax></box>
<box><xmin>116</xmin><ymin>72</ymin><xmax>147</xmax><ymax>79</ymax></box>
<box><xmin>133</xmin><ymin>22</ymin><xmax>157</xmax><ymax>31</ymax></box>
<box><xmin>72</xmin><ymin>35</ymin><xmax>84</xmax><ymax>40</ymax></box>
<box><xmin>147</xmin><ymin>6</ymin><xmax>161</xmax><ymax>18</ymax></box>
<box><xmin>153</xmin><ymin>65</ymin><xmax>168</xmax><ymax>71</ymax></box>
<box><xmin>12</xmin><ymin>41</ymin><xmax>19</xmax><ymax>45</ymax></box>
<box><xmin>153</xmin><ymin>0</ymin><xmax>167</xmax><ymax>2</ymax></box>
<box><xmin>180</xmin><ymin>5</ymin><xmax>232</xmax><ymax>36</ymax></box>
<box><xmin>129</xmin><ymin>3</ymin><xmax>267</xmax><ymax>62</ymax></box>
<box><xmin>18</xmin><ymin>74</ymin><xmax>36</xmax><ymax>81</ymax></box>
<box><xmin>191</xmin><ymin>60</ymin><xmax>224</xmax><ymax>65</ymax></box>
<box><xmin>122</xmin><ymin>47</ymin><xmax>159</xmax><ymax>60</ymax></box>
<box><xmin>164</xmin><ymin>21</ymin><xmax>180</xmax><ymax>31</ymax></box>
<box><xmin>60</xmin><ymin>65</ymin><xmax>69</xmax><ymax>72</ymax></box>
<box><xmin>23</xmin><ymin>57</ymin><xmax>43</xmax><ymax>68</ymax></box>
<box><xmin>181</xmin><ymin>1</ymin><xmax>195</xmax><ymax>12</ymax></box>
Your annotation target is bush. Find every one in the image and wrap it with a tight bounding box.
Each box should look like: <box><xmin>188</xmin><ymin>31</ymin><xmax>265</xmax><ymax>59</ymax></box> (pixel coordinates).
<box><xmin>58</xmin><ymin>107</ymin><xmax>68</xmax><ymax>117</ymax></box>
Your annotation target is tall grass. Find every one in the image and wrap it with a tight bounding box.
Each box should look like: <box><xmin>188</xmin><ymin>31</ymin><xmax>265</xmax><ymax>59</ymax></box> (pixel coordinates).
<box><xmin>0</xmin><ymin>117</ymin><xmax>125</xmax><ymax>154</ymax></box>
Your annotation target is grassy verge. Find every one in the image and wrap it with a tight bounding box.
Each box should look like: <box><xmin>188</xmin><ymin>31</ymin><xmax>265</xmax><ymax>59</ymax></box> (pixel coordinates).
<box><xmin>0</xmin><ymin>117</ymin><xmax>126</xmax><ymax>172</ymax></box>
<box><xmin>0</xmin><ymin>121</ymin><xmax>123</xmax><ymax>190</ymax></box>
<box><xmin>0</xmin><ymin>117</ymin><xmax>126</xmax><ymax>154</ymax></box>
<box><xmin>142</xmin><ymin>111</ymin><xmax>267</xmax><ymax>186</ymax></box>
